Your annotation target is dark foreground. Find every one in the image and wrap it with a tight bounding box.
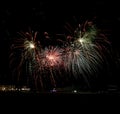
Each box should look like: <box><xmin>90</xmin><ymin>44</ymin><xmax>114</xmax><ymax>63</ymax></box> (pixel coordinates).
<box><xmin>0</xmin><ymin>90</ymin><xmax>120</xmax><ymax>112</ymax></box>
<box><xmin>0</xmin><ymin>90</ymin><xmax>120</xmax><ymax>104</ymax></box>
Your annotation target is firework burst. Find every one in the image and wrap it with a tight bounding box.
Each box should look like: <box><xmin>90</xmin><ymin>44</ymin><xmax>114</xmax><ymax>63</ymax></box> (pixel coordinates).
<box><xmin>33</xmin><ymin>46</ymin><xmax>64</xmax><ymax>89</ymax></box>
<box><xmin>9</xmin><ymin>30</ymin><xmax>40</xmax><ymax>86</ymax></box>
<box><xmin>60</xmin><ymin>20</ymin><xmax>111</xmax><ymax>86</ymax></box>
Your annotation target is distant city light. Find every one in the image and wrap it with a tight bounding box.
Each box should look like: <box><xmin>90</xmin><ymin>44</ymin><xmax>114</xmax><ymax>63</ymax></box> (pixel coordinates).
<box><xmin>73</xmin><ymin>90</ymin><xmax>77</xmax><ymax>93</ymax></box>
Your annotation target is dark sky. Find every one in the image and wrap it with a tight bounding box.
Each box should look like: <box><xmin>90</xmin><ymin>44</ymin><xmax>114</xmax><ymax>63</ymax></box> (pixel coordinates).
<box><xmin>0</xmin><ymin>1</ymin><xmax>120</xmax><ymax>87</ymax></box>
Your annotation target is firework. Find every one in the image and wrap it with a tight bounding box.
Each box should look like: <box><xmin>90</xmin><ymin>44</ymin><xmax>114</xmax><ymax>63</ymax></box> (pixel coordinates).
<box><xmin>61</xmin><ymin>20</ymin><xmax>111</xmax><ymax>86</ymax></box>
<box><xmin>9</xmin><ymin>20</ymin><xmax>111</xmax><ymax>90</ymax></box>
<box><xmin>9</xmin><ymin>30</ymin><xmax>40</xmax><ymax>86</ymax></box>
<box><xmin>33</xmin><ymin>46</ymin><xmax>64</xmax><ymax>89</ymax></box>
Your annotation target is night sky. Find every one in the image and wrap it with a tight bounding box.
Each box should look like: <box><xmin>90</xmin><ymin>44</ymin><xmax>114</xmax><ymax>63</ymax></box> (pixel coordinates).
<box><xmin>0</xmin><ymin>1</ymin><xmax>120</xmax><ymax>89</ymax></box>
